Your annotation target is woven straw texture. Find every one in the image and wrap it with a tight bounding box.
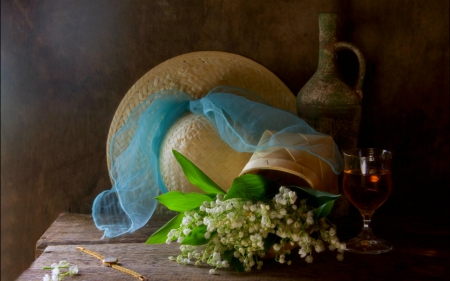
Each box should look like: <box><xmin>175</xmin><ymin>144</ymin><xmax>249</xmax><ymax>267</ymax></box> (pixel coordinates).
<box><xmin>160</xmin><ymin>114</ymin><xmax>253</xmax><ymax>193</ymax></box>
<box><xmin>107</xmin><ymin>51</ymin><xmax>296</xmax><ymax>192</ymax></box>
<box><xmin>240</xmin><ymin>130</ymin><xmax>338</xmax><ymax>194</ymax></box>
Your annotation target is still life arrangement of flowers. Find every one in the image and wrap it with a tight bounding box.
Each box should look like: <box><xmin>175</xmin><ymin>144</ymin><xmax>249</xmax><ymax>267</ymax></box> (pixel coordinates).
<box><xmin>146</xmin><ymin>150</ymin><xmax>346</xmax><ymax>274</ymax></box>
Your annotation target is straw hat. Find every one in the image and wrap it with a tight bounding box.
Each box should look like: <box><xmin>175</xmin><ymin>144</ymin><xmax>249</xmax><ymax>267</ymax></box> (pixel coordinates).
<box><xmin>107</xmin><ymin>51</ymin><xmax>296</xmax><ymax>193</ymax></box>
<box><xmin>239</xmin><ymin>131</ymin><xmax>348</xmax><ymax>216</ymax></box>
<box><xmin>240</xmin><ymin>130</ymin><xmax>338</xmax><ymax>194</ymax></box>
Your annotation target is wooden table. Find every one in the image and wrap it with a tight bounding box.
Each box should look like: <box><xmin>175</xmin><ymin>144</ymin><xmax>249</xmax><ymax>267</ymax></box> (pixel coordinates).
<box><xmin>18</xmin><ymin>212</ymin><xmax>450</xmax><ymax>280</ymax></box>
<box><xmin>34</xmin><ymin>213</ymin><xmax>175</xmax><ymax>259</ymax></box>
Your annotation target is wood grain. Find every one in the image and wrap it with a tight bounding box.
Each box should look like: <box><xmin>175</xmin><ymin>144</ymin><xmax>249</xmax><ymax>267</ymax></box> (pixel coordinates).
<box><xmin>25</xmin><ymin>212</ymin><xmax>450</xmax><ymax>280</ymax></box>
<box><xmin>21</xmin><ymin>238</ymin><xmax>450</xmax><ymax>281</ymax></box>
<box><xmin>35</xmin><ymin>213</ymin><xmax>175</xmax><ymax>259</ymax></box>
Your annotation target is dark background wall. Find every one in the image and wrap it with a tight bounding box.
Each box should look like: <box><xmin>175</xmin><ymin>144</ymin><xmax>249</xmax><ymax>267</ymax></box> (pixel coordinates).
<box><xmin>1</xmin><ymin>0</ymin><xmax>448</xmax><ymax>280</ymax></box>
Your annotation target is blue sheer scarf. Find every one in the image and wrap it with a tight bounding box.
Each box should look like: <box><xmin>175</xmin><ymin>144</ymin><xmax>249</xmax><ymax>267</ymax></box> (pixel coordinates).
<box><xmin>92</xmin><ymin>86</ymin><xmax>343</xmax><ymax>238</ymax></box>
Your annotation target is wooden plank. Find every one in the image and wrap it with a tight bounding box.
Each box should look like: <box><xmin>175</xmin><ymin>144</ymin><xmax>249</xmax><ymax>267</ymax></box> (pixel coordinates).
<box><xmin>19</xmin><ymin>239</ymin><xmax>450</xmax><ymax>281</ymax></box>
<box><xmin>36</xmin><ymin>212</ymin><xmax>450</xmax><ymax>259</ymax></box>
<box><xmin>35</xmin><ymin>213</ymin><xmax>175</xmax><ymax>259</ymax></box>
<box><xmin>26</xmin><ymin>213</ymin><xmax>450</xmax><ymax>280</ymax></box>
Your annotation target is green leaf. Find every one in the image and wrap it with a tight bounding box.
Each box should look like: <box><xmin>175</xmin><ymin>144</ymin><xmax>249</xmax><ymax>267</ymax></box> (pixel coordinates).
<box><xmin>230</xmin><ymin>257</ymin><xmax>246</xmax><ymax>272</ymax></box>
<box><xmin>146</xmin><ymin>213</ymin><xmax>184</xmax><ymax>244</ymax></box>
<box><xmin>290</xmin><ymin>186</ymin><xmax>340</xmax><ymax>208</ymax></box>
<box><xmin>223</xmin><ymin>174</ymin><xmax>268</xmax><ymax>202</ymax></box>
<box><xmin>223</xmin><ymin>249</ymin><xmax>248</xmax><ymax>272</ymax></box>
<box><xmin>263</xmin><ymin>232</ymin><xmax>280</xmax><ymax>253</ymax></box>
<box><xmin>312</xmin><ymin>200</ymin><xmax>335</xmax><ymax>220</ymax></box>
<box><xmin>156</xmin><ymin>191</ymin><xmax>214</xmax><ymax>212</ymax></box>
<box><xmin>180</xmin><ymin>224</ymin><xmax>213</xmax><ymax>245</ymax></box>
<box><xmin>223</xmin><ymin>250</ymin><xmax>245</xmax><ymax>273</ymax></box>
<box><xmin>223</xmin><ymin>249</ymin><xmax>234</xmax><ymax>262</ymax></box>
<box><xmin>172</xmin><ymin>149</ymin><xmax>226</xmax><ymax>195</ymax></box>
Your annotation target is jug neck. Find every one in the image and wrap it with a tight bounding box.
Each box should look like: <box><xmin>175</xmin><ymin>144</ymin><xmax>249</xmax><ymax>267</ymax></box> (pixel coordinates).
<box><xmin>316</xmin><ymin>13</ymin><xmax>338</xmax><ymax>76</ymax></box>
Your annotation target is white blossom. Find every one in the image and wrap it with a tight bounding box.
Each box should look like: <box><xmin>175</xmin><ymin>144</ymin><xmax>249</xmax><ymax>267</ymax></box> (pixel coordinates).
<box><xmin>58</xmin><ymin>261</ymin><xmax>69</xmax><ymax>267</ymax></box>
<box><xmin>51</xmin><ymin>267</ymin><xmax>59</xmax><ymax>277</ymax></box>
<box><xmin>163</xmin><ymin>185</ymin><xmax>344</xmax><ymax>273</ymax></box>
<box><xmin>42</xmin><ymin>260</ymin><xmax>79</xmax><ymax>280</ymax></box>
<box><xmin>329</xmin><ymin>228</ymin><xmax>336</xmax><ymax>236</ymax></box>
<box><xmin>68</xmin><ymin>265</ymin><xmax>78</xmax><ymax>275</ymax></box>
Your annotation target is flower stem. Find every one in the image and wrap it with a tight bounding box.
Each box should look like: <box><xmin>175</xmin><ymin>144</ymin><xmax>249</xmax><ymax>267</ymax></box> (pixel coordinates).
<box><xmin>42</xmin><ymin>265</ymin><xmax>69</xmax><ymax>270</ymax></box>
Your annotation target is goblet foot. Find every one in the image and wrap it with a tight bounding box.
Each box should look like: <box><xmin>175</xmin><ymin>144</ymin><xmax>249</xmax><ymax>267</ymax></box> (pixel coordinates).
<box><xmin>345</xmin><ymin>235</ymin><xmax>392</xmax><ymax>254</ymax></box>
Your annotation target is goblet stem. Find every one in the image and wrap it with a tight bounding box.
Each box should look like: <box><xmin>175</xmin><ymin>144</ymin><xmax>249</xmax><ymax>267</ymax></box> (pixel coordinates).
<box><xmin>358</xmin><ymin>211</ymin><xmax>375</xmax><ymax>240</ymax></box>
<box><xmin>344</xmin><ymin>209</ymin><xmax>392</xmax><ymax>254</ymax></box>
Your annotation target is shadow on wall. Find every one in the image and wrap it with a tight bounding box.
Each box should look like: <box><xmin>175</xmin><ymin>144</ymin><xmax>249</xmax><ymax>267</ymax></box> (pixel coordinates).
<box><xmin>339</xmin><ymin>0</ymin><xmax>450</xmax><ymax>214</ymax></box>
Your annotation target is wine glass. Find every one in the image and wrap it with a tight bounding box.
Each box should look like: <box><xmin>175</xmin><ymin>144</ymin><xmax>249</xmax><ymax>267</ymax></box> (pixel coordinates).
<box><xmin>342</xmin><ymin>148</ymin><xmax>393</xmax><ymax>254</ymax></box>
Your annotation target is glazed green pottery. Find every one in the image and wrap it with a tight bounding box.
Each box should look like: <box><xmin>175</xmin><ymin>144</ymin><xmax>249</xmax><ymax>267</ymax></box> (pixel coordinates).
<box><xmin>297</xmin><ymin>13</ymin><xmax>366</xmax><ymax>152</ymax></box>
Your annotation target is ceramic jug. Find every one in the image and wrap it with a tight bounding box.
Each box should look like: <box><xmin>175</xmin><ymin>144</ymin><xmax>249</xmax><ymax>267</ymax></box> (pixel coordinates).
<box><xmin>297</xmin><ymin>13</ymin><xmax>365</xmax><ymax>152</ymax></box>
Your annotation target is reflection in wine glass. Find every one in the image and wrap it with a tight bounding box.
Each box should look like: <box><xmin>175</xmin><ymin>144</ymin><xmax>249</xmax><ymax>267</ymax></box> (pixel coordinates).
<box><xmin>343</xmin><ymin>148</ymin><xmax>393</xmax><ymax>254</ymax></box>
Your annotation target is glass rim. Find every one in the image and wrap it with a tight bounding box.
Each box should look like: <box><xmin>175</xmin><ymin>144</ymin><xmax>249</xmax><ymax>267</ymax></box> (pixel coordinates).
<box><xmin>343</xmin><ymin>148</ymin><xmax>392</xmax><ymax>158</ymax></box>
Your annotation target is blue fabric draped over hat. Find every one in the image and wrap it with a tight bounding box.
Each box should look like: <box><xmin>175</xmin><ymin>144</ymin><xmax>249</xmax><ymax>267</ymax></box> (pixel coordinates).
<box><xmin>92</xmin><ymin>86</ymin><xmax>343</xmax><ymax>238</ymax></box>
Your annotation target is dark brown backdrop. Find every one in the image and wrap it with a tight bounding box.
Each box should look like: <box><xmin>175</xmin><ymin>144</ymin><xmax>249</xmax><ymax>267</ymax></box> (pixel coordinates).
<box><xmin>2</xmin><ymin>1</ymin><xmax>449</xmax><ymax>280</ymax></box>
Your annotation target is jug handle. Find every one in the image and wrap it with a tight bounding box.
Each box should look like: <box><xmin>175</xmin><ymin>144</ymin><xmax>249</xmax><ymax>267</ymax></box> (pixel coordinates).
<box><xmin>334</xmin><ymin>42</ymin><xmax>366</xmax><ymax>101</ymax></box>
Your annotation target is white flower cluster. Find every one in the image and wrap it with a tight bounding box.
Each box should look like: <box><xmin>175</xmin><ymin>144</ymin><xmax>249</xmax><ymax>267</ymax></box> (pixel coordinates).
<box><xmin>42</xmin><ymin>261</ymin><xmax>78</xmax><ymax>281</ymax></box>
<box><xmin>167</xmin><ymin>186</ymin><xmax>345</xmax><ymax>273</ymax></box>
